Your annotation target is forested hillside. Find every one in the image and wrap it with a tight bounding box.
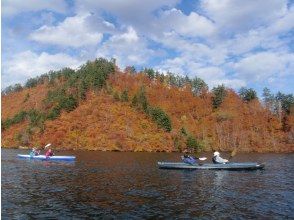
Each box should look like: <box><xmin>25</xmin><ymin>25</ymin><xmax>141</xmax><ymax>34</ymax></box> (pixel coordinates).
<box><xmin>2</xmin><ymin>58</ymin><xmax>293</xmax><ymax>152</ymax></box>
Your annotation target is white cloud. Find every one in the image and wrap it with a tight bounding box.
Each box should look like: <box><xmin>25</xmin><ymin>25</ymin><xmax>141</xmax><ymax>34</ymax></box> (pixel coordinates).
<box><xmin>200</xmin><ymin>0</ymin><xmax>288</xmax><ymax>33</ymax></box>
<box><xmin>2</xmin><ymin>0</ymin><xmax>68</xmax><ymax>16</ymax></box>
<box><xmin>159</xmin><ymin>8</ymin><xmax>216</xmax><ymax>37</ymax></box>
<box><xmin>225</xmin><ymin>5</ymin><xmax>294</xmax><ymax>55</ymax></box>
<box><xmin>75</xmin><ymin>0</ymin><xmax>180</xmax><ymax>36</ymax></box>
<box><xmin>30</xmin><ymin>14</ymin><xmax>113</xmax><ymax>47</ymax></box>
<box><xmin>2</xmin><ymin>51</ymin><xmax>82</xmax><ymax>87</ymax></box>
<box><xmin>2</xmin><ymin>0</ymin><xmax>293</xmax><ymax>94</ymax></box>
<box><xmin>114</xmin><ymin>26</ymin><xmax>139</xmax><ymax>43</ymax></box>
<box><xmin>233</xmin><ymin>52</ymin><xmax>294</xmax><ymax>82</ymax></box>
<box><xmin>195</xmin><ymin>67</ymin><xmax>246</xmax><ymax>89</ymax></box>
<box><xmin>75</xmin><ymin>0</ymin><xmax>179</xmax><ymax>19</ymax></box>
<box><xmin>96</xmin><ymin>26</ymin><xmax>155</xmax><ymax>67</ymax></box>
<box><xmin>156</xmin><ymin>57</ymin><xmax>188</xmax><ymax>75</ymax></box>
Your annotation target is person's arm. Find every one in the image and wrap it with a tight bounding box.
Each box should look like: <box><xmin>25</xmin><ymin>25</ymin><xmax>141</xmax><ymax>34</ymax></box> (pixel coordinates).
<box><xmin>217</xmin><ymin>156</ymin><xmax>228</xmax><ymax>163</ymax></box>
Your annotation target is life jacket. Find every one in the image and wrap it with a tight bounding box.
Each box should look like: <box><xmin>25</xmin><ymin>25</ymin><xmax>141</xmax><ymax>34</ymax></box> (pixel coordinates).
<box><xmin>30</xmin><ymin>151</ymin><xmax>35</xmax><ymax>157</ymax></box>
<box><xmin>182</xmin><ymin>155</ymin><xmax>197</xmax><ymax>165</ymax></box>
<box><xmin>212</xmin><ymin>156</ymin><xmax>217</xmax><ymax>164</ymax></box>
<box><xmin>212</xmin><ymin>155</ymin><xmax>228</xmax><ymax>164</ymax></box>
<box><xmin>45</xmin><ymin>151</ymin><xmax>54</xmax><ymax>157</ymax></box>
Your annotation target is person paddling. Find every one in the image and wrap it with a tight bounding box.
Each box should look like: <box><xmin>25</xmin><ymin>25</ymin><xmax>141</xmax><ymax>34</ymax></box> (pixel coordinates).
<box><xmin>29</xmin><ymin>147</ymin><xmax>40</xmax><ymax>157</ymax></box>
<box><xmin>212</xmin><ymin>151</ymin><xmax>229</xmax><ymax>164</ymax></box>
<box><xmin>45</xmin><ymin>144</ymin><xmax>54</xmax><ymax>158</ymax></box>
<box><xmin>181</xmin><ymin>150</ymin><xmax>207</xmax><ymax>165</ymax></box>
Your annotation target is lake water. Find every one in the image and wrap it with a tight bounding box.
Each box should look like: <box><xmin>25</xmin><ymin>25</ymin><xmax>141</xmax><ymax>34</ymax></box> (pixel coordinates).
<box><xmin>2</xmin><ymin>149</ymin><xmax>294</xmax><ymax>219</ymax></box>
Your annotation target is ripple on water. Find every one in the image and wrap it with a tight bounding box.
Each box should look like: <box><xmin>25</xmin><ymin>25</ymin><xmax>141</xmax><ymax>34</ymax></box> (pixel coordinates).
<box><xmin>2</xmin><ymin>149</ymin><xmax>294</xmax><ymax>219</ymax></box>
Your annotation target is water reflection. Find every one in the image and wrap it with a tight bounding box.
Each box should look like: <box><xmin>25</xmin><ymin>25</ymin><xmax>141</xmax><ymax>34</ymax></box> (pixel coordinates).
<box><xmin>213</xmin><ymin>171</ymin><xmax>228</xmax><ymax>187</ymax></box>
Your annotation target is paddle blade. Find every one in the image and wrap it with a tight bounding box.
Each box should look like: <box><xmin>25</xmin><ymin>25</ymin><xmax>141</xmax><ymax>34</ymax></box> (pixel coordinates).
<box><xmin>230</xmin><ymin>148</ymin><xmax>237</xmax><ymax>158</ymax></box>
<box><xmin>199</xmin><ymin>157</ymin><xmax>207</xmax><ymax>161</ymax></box>
<box><xmin>44</xmin><ymin>143</ymin><xmax>51</xmax><ymax>149</ymax></box>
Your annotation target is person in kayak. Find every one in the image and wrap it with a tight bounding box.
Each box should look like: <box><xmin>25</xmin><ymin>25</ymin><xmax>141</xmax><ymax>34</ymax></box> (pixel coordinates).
<box><xmin>45</xmin><ymin>149</ymin><xmax>54</xmax><ymax>158</ymax></box>
<box><xmin>212</xmin><ymin>151</ymin><xmax>229</xmax><ymax>164</ymax></box>
<box><xmin>29</xmin><ymin>147</ymin><xmax>40</xmax><ymax>157</ymax></box>
<box><xmin>181</xmin><ymin>150</ymin><xmax>207</xmax><ymax>165</ymax></box>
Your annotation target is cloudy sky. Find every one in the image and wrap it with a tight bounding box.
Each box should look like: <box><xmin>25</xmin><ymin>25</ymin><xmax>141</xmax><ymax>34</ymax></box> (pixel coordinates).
<box><xmin>2</xmin><ymin>0</ymin><xmax>294</xmax><ymax>94</ymax></box>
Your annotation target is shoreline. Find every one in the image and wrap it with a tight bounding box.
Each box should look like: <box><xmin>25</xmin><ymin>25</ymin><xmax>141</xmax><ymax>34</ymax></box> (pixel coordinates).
<box><xmin>2</xmin><ymin>146</ymin><xmax>293</xmax><ymax>153</ymax></box>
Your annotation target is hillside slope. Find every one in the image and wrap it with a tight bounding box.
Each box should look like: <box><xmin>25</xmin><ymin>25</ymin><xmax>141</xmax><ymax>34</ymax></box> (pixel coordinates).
<box><xmin>2</xmin><ymin>91</ymin><xmax>173</xmax><ymax>151</ymax></box>
<box><xmin>2</xmin><ymin>83</ymin><xmax>50</xmax><ymax>119</ymax></box>
<box><xmin>2</xmin><ymin>59</ymin><xmax>293</xmax><ymax>152</ymax></box>
<box><xmin>110</xmin><ymin>73</ymin><xmax>293</xmax><ymax>152</ymax></box>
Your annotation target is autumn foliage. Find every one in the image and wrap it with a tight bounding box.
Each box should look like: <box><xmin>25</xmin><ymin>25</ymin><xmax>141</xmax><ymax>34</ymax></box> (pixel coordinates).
<box><xmin>2</xmin><ymin>58</ymin><xmax>294</xmax><ymax>152</ymax></box>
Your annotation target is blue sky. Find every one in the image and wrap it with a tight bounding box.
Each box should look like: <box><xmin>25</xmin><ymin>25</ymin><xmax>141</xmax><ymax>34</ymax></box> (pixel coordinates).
<box><xmin>2</xmin><ymin>0</ymin><xmax>294</xmax><ymax>95</ymax></box>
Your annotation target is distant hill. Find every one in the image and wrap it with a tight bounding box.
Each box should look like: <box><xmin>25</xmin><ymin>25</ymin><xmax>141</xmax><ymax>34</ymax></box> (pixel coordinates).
<box><xmin>2</xmin><ymin>58</ymin><xmax>293</xmax><ymax>152</ymax></box>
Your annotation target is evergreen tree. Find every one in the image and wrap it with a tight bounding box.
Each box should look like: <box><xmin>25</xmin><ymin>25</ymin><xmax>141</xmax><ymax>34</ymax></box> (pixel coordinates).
<box><xmin>144</xmin><ymin>68</ymin><xmax>155</xmax><ymax>79</ymax></box>
<box><xmin>262</xmin><ymin>87</ymin><xmax>274</xmax><ymax>109</ymax></box>
<box><xmin>239</xmin><ymin>87</ymin><xmax>257</xmax><ymax>102</ymax></box>
<box><xmin>79</xmin><ymin>80</ymin><xmax>88</xmax><ymax>100</ymax></box>
<box><xmin>212</xmin><ymin>85</ymin><xmax>227</xmax><ymax>108</ymax></box>
<box><xmin>191</xmin><ymin>77</ymin><xmax>208</xmax><ymax>96</ymax></box>
<box><xmin>275</xmin><ymin>92</ymin><xmax>294</xmax><ymax>115</ymax></box>
<box><xmin>137</xmin><ymin>86</ymin><xmax>149</xmax><ymax>113</ymax></box>
<box><xmin>148</xmin><ymin>107</ymin><xmax>172</xmax><ymax>132</ymax></box>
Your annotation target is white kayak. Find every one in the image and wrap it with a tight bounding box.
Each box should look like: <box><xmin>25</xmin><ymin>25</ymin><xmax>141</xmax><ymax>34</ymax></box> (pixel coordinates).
<box><xmin>17</xmin><ymin>154</ymin><xmax>76</xmax><ymax>161</ymax></box>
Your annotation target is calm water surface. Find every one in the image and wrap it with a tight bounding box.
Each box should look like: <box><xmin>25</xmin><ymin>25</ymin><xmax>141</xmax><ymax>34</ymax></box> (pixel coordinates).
<box><xmin>2</xmin><ymin>149</ymin><xmax>294</xmax><ymax>219</ymax></box>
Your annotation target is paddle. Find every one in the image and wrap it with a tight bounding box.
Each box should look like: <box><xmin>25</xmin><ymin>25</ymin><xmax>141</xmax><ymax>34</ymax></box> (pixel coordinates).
<box><xmin>44</xmin><ymin>143</ymin><xmax>51</xmax><ymax>149</ymax></box>
<box><xmin>199</xmin><ymin>157</ymin><xmax>207</xmax><ymax>161</ymax></box>
<box><xmin>229</xmin><ymin>148</ymin><xmax>237</xmax><ymax>160</ymax></box>
<box><xmin>193</xmin><ymin>151</ymin><xmax>207</xmax><ymax>161</ymax></box>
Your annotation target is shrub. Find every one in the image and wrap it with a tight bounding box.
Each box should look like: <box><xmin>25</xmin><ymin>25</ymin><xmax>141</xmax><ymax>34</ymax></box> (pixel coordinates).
<box><xmin>23</xmin><ymin>93</ymin><xmax>30</xmax><ymax>103</ymax></box>
<box><xmin>186</xmin><ymin>135</ymin><xmax>203</xmax><ymax>152</ymax></box>
<box><xmin>180</xmin><ymin>127</ymin><xmax>187</xmax><ymax>136</ymax></box>
<box><xmin>113</xmin><ymin>91</ymin><xmax>120</xmax><ymax>101</ymax></box>
<box><xmin>137</xmin><ymin>86</ymin><xmax>149</xmax><ymax>113</ymax></box>
<box><xmin>121</xmin><ymin>89</ymin><xmax>129</xmax><ymax>102</ymax></box>
<box><xmin>79</xmin><ymin>80</ymin><xmax>88</xmax><ymax>100</ymax></box>
<box><xmin>2</xmin><ymin>111</ymin><xmax>28</xmax><ymax>130</ymax></box>
<box><xmin>131</xmin><ymin>94</ymin><xmax>138</xmax><ymax>107</ymax></box>
<box><xmin>59</xmin><ymin>95</ymin><xmax>78</xmax><ymax>112</ymax></box>
<box><xmin>47</xmin><ymin>106</ymin><xmax>61</xmax><ymax>120</ymax></box>
<box><xmin>148</xmin><ymin>107</ymin><xmax>172</xmax><ymax>132</ymax></box>
<box><xmin>27</xmin><ymin>109</ymin><xmax>45</xmax><ymax>127</ymax></box>
<box><xmin>131</xmin><ymin>87</ymin><xmax>149</xmax><ymax>112</ymax></box>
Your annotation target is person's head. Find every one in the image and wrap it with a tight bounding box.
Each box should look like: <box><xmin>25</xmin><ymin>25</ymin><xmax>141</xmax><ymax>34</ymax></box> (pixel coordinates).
<box><xmin>32</xmin><ymin>147</ymin><xmax>36</xmax><ymax>151</ymax></box>
<box><xmin>48</xmin><ymin>149</ymin><xmax>52</xmax><ymax>152</ymax></box>
<box><xmin>213</xmin><ymin>151</ymin><xmax>220</xmax><ymax>156</ymax></box>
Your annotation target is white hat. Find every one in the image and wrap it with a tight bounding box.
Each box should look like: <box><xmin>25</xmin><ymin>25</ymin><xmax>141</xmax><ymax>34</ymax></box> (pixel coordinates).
<box><xmin>214</xmin><ymin>151</ymin><xmax>220</xmax><ymax>156</ymax></box>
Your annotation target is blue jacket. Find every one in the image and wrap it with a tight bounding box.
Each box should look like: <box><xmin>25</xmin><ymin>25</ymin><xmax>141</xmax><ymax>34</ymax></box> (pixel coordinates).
<box><xmin>182</xmin><ymin>155</ymin><xmax>197</xmax><ymax>165</ymax></box>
